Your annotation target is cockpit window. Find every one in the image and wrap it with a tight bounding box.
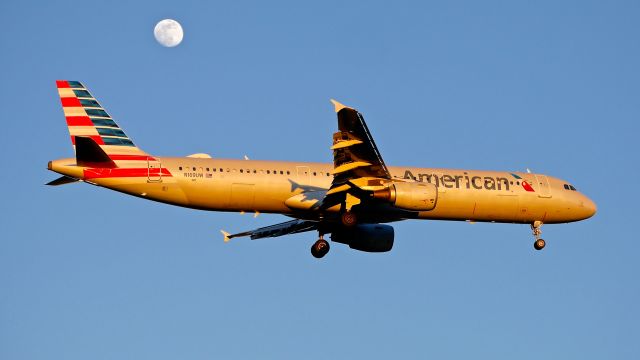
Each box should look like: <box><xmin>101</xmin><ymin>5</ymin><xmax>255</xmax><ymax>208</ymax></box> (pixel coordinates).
<box><xmin>569</xmin><ymin>185</ymin><xmax>577</xmax><ymax>191</ymax></box>
<box><xmin>564</xmin><ymin>184</ymin><xmax>577</xmax><ymax>191</ymax></box>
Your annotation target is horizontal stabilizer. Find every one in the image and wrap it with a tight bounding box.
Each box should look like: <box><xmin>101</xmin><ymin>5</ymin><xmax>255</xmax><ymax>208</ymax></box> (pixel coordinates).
<box><xmin>46</xmin><ymin>175</ymin><xmax>80</xmax><ymax>186</ymax></box>
<box><xmin>222</xmin><ymin>219</ymin><xmax>318</xmax><ymax>241</ymax></box>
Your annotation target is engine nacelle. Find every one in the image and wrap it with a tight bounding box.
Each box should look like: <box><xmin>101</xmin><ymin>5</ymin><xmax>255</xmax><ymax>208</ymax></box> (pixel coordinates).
<box><xmin>373</xmin><ymin>182</ymin><xmax>437</xmax><ymax>211</ymax></box>
<box><xmin>331</xmin><ymin>224</ymin><xmax>394</xmax><ymax>252</ymax></box>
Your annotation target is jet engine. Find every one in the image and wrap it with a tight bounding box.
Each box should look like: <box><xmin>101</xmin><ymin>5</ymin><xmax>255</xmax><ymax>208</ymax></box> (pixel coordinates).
<box><xmin>331</xmin><ymin>224</ymin><xmax>394</xmax><ymax>252</ymax></box>
<box><xmin>372</xmin><ymin>182</ymin><xmax>438</xmax><ymax>211</ymax></box>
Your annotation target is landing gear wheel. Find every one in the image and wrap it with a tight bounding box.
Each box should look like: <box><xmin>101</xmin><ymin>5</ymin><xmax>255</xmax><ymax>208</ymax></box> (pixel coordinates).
<box><xmin>534</xmin><ymin>238</ymin><xmax>546</xmax><ymax>251</ymax></box>
<box><xmin>311</xmin><ymin>239</ymin><xmax>330</xmax><ymax>258</ymax></box>
<box><xmin>341</xmin><ymin>212</ymin><xmax>357</xmax><ymax>227</ymax></box>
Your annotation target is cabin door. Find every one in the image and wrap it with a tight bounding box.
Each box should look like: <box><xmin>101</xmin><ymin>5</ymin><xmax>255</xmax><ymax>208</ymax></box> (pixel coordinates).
<box><xmin>147</xmin><ymin>159</ymin><xmax>162</xmax><ymax>182</ymax></box>
<box><xmin>534</xmin><ymin>175</ymin><xmax>552</xmax><ymax>198</ymax></box>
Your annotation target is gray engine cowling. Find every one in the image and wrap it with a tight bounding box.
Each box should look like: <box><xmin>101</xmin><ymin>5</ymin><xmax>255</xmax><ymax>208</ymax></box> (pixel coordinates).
<box><xmin>331</xmin><ymin>224</ymin><xmax>395</xmax><ymax>252</ymax></box>
<box><xmin>373</xmin><ymin>182</ymin><xmax>438</xmax><ymax>211</ymax></box>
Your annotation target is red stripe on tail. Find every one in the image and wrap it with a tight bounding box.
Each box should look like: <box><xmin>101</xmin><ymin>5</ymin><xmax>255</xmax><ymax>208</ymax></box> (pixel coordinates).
<box><xmin>56</xmin><ymin>80</ymin><xmax>70</xmax><ymax>88</ymax></box>
<box><xmin>66</xmin><ymin>116</ymin><xmax>93</xmax><ymax>126</ymax></box>
<box><xmin>61</xmin><ymin>97</ymin><xmax>81</xmax><ymax>107</ymax></box>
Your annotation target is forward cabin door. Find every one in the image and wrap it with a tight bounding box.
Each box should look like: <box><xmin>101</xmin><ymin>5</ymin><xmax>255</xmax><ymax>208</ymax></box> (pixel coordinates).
<box><xmin>147</xmin><ymin>158</ymin><xmax>162</xmax><ymax>182</ymax></box>
<box><xmin>534</xmin><ymin>175</ymin><xmax>551</xmax><ymax>198</ymax></box>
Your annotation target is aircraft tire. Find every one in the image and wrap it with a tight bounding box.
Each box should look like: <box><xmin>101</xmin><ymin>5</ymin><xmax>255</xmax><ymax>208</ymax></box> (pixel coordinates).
<box><xmin>534</xmin><ymin>238</ymin><xmax>546</xmax><ymax>251</ymax></box>
<box><xmin>311</xmin><ymin>239</ymin><xmax>330</xmax><ymax>258</ymax></box>
<box><xmin>341</xmin><ymin>212</ymin><xmax>357</xmax><ymax>227</ymax></box>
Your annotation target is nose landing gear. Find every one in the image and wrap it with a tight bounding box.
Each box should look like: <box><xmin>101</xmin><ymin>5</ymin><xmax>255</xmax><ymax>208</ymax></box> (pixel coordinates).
<box><xmin>311</xmin><ymin>235</ymin><xmax>330</xmax><ymax>258</ymax></box>
<box><xmin>531</xmin><ymin>221</ymin><xmax>545</xmax><ymax>250</ymax></box>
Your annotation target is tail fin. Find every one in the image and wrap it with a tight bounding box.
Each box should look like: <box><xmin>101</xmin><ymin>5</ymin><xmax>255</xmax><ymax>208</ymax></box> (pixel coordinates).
<box><xmin>56</xmin><ymin>80</ymin><xmax>148</xmax><ymax>158</ymax></box>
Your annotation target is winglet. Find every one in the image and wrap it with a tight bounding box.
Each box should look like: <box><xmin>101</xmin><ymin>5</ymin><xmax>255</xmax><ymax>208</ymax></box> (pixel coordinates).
<box><xmin>221</xmin><ymin>230</ymin><xmax>231</xmax><ymax>242</ymax></box>
<box><xmin>330</xmin><ymin>99</ymin><xmax>351</xmax><ymax>113</ymax></box>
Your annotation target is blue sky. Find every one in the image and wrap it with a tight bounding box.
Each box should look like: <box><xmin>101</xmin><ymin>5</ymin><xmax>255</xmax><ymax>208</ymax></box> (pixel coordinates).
<box><xmin>1</xmin><ymin>0</ymin><xmax>639</xmax><ymax>358</ymax></box>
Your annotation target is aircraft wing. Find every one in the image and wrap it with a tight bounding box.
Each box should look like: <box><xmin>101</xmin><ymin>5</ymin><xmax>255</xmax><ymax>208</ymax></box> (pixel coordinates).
<box><xmin>330</xmin><ymin>99</ymin><xmax>391</xmax><ymax>181</ymax></box>
<box><xmin>221</xmin><ymin>219</ymin><xmax>318</xmax><ymax>242</ymax></box>
<box><xmin>321</xmin><ymin>100</ymin><xmax>392</xmax><ymax>210</ymax></box>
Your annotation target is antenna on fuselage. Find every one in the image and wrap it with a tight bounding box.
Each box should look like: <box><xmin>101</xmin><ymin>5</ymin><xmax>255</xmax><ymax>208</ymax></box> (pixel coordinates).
<box><xmin>526</xmin><ymin>168</ymin><xmax>532</xmax><ymax>174</ymax></box>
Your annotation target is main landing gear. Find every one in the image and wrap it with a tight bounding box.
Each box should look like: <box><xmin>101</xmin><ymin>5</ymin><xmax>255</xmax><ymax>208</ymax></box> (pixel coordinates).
<box><xmin>311</xmin><ymin>235</ymin><xmax>330</xmax><ymax>258</ymax></box>
<box><xmin>341</xmin><ymin>211</ymin><xmax>357</xmax><ymax>227</ymax></box>
<box><xmin>531</xmin><ymin>221</ymin><xmax>546</xmax><ymax>250</ymax></box>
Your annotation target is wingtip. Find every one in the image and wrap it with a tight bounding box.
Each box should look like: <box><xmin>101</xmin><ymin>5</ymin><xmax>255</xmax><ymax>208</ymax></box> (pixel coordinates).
<box><xmin>221</xmin><ymin>230</ymin><xmax>231</xmax><ymax>242</ymax></box>
<box><xmin>330</xmin><ymin>99</ymin><xmax>350</xmax><ymax>113</ymax></box>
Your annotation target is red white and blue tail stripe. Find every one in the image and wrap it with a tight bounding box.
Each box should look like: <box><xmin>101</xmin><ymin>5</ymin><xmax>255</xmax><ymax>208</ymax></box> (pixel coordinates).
<box><xmin>56</xmin><ymin>80</ymin><xmax>148</xmax><ymax>158</ymax></box>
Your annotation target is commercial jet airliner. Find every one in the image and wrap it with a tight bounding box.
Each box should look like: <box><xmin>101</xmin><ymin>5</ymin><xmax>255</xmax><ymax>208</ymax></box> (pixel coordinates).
<box><xmin>47</xmin><ymin>81</ymin><xmax>596</xmax><ymax>258</ymax></box>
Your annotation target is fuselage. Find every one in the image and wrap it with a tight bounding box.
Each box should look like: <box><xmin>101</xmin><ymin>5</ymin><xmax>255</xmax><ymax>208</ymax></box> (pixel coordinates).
<box><xmin>49</xmin><ymin>156</ymin><xmax>597</xmax><ymax>225</ymax></box>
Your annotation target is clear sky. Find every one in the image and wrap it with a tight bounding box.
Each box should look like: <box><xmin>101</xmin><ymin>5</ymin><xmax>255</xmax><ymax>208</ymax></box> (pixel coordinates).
<box><xmin>1</xmin><ymin>1</ymin><xmax>639</xmax><ymax>359</ymax></box>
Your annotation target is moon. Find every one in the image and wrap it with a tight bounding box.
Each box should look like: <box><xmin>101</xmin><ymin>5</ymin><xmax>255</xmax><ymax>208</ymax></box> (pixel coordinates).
<box><xmin>154</xmin><ymin>19</ymin><xmax>183</xmax><ymax>47</ymax></box>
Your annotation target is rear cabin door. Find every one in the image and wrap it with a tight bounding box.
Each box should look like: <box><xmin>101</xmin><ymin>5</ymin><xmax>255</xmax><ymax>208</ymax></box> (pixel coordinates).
<box><xmin>534</xmin><ymin>174</ymin><xmax>551</xmax><ymax>198</ymax></box>
<box><xmin>147</xmin><ymin>159</ymin><xmax>162</xmax><ymax>182</ymax></box>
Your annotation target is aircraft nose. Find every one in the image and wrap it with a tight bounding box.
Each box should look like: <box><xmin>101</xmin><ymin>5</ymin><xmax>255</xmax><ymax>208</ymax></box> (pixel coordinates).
<box><xmin>579</xmin><ymin>195</ymin><xmax>597</xmax><ymax>219</ymax></box>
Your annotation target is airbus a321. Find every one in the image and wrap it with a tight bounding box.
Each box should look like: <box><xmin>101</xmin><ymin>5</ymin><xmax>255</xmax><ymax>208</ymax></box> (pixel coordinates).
<box><xmin>47</xmin><ymin>81</ymin><xmax>597</xmax><ymax>258</ymax></box>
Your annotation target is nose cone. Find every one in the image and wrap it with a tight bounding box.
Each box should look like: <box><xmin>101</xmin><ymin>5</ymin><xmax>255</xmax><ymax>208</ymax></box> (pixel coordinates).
<box><xmin>578</xmin><ymin>195</ymin><xmax>597</xmax><ymax>220</ymax></box>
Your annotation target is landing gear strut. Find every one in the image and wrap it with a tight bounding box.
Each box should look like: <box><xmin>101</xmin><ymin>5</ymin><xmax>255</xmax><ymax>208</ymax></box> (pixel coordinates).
<box><xmin>531</xmin><ymin>221</ymin><xmax>545</xmax><ymax>250</ymax></box>
<box><xmin>311</xmin><ymin>235</ymin><xmax>330</xmax><ymax>258</ymax></box>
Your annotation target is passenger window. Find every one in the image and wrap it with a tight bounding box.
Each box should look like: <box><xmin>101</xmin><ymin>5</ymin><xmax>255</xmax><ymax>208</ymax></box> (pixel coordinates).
<box><xmin>267</xmin><ymin>170</ymin><xmax>270</xmax><ymax>174</ymax></box>
<box><xmin>280</xmin><ymin>170</ymin><xmax>284</xmax><ymax>175</ymax></box>
<box><xmin>240</xmin><ymin>169</ymin><xmax>243</xmax><ymax>173</ymax></box>
<box><xmin>179</xmin><ymin>166</ymin><xmax>182</xmax><ymax>171</ymax></box>
<box><xmin>313</xmin><ymin>172</ymin><xmax>316</xmax><ymax>176</ymax></box>
<box><xmin>206</xmin><ymin>168</ymin><xmax>209</xmax><ymax>171</ymax></box>
<box><xmin>286</xmin><ymin>171</ymin><xmax>290</xmax><ymax>175</ymax></box>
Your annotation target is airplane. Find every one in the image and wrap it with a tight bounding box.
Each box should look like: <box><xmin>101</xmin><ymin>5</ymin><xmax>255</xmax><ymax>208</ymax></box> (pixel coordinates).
<box><xmin>47</xmin><ymin>80</ymin><xmax>597</xmax><ymax>258</ymax></box>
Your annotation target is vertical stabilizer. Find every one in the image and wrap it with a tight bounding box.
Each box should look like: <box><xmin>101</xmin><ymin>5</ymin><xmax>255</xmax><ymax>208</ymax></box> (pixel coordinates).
<box><xmin>56</xmin><ymin>80</ymin><xmax>149</xmax><ymax>159</ymax></box>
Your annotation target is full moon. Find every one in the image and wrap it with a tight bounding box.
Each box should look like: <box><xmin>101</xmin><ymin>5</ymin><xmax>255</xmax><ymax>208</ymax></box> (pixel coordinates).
<box><xmin>154</xmin><ymin>19</ymin><xmax>183</xmax><ymax>47</ymax></box>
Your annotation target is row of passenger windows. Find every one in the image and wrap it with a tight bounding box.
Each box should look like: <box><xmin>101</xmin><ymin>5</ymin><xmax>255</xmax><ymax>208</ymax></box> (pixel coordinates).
<box><xmin>178</xmin><ymin>166</ymin><xmax>332</xmax><ymax>177</ymax></box>
<box><xmin>563</xmin><ymin>184</ymin><xmax>577</xmax><ymax>191</ymax></box>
